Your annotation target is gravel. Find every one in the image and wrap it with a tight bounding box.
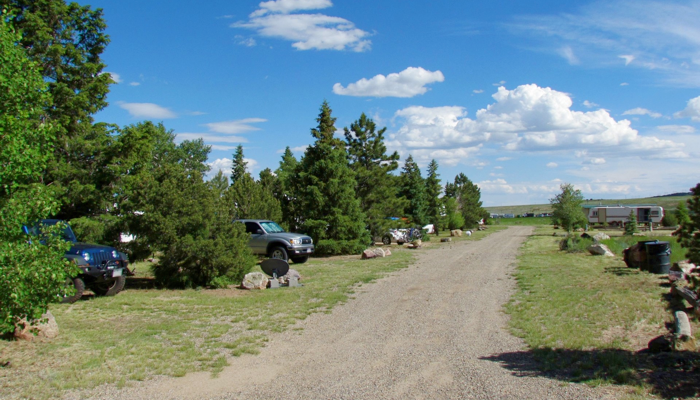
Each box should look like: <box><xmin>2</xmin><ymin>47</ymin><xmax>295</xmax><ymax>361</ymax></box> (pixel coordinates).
<box><xmin>67</xmin><ymin>226</ymin><xmax>621</xmax><ymax>400</ymax></box>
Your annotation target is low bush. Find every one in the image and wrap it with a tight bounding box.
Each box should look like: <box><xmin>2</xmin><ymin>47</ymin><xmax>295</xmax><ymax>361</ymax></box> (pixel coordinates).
<box><xmin>558</xmin><ymin>235</ymin><xmax>593</xmax><ymax>253</ymax></box>
<box><xmin>314</xmin><ymin>239</ymin><xmax>366</xmax><ymax>256</ymax></box>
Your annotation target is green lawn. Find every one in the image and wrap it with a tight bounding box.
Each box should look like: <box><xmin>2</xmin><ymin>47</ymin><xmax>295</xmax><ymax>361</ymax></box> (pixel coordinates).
<box><xmin>506</xmin><ymin>227</ymin><xmax>699</xmax><ymax>399</ymax></box>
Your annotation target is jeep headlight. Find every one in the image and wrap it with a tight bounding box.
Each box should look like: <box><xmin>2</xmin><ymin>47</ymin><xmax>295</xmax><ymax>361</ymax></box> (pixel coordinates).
<box><xmin>289</xmin><ymin>239</ymin><xmax>301</xmax><ymax>245</ymax></box>
<box><xmin>112</xmin><ymin>250</ymin><xmax>119</xmax><ymax>258</ymax></box>
<box><xmin>81</xmin><ymin>251</ymin><xmax>90</xmax><ymax>262</ymax></box>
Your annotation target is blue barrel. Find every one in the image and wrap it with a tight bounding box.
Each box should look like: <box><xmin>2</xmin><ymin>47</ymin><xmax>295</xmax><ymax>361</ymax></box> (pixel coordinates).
<box><xmin>645</xmin><ymin>241</ymin><xmax>671</xmax><ymax>274</ymax></box>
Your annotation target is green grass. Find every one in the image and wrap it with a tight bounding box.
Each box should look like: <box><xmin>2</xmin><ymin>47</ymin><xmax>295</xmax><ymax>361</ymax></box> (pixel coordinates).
<box><xmin>506</xmin><ymin>227</ymin><xmax>700</xmax><ymax>398</ymax></box>
<box><xmin>0</xmin><ymin>228</ymin><xmax>502</xmax><ymax>399</ymax></box>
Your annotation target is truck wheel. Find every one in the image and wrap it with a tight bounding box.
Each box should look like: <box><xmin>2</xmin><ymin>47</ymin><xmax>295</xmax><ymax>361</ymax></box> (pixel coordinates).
<box><xmin>61</xmin><ymin>277</ymin><xmax>85</xmax><ymax>304</ymax></box>
<box><xmin>92</xmin><ymin>275</ymin><xmax>126</xmax><ymax>297</ymax></box>
<box><xmin>291</xmin><ymin>256</ymin><xmax>309</xmax><ymax>264</ymax></box>
<box><xmin>382</xmin><ymin>235</ymin><xmax>392</xmax><ymax>245</ymax></box>
<box><xmin>269</xmin><ymin>246</ymin><xmax>288</xmax><ymax>261</ymax></box>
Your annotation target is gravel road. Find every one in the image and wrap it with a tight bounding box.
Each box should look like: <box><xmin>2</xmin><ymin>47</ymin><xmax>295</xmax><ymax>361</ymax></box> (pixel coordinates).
<box><xmin>71</xmin><ymin>226</ymin><xmax>620</xmax><ymax>400</ymax></box>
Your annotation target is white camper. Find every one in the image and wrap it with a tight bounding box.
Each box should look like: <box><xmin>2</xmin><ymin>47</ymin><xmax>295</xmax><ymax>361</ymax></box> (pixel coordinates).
<box><xmin>586</xmin><ymin>205</ymin><xmax>663</xmax><ymax>226</ymax></box>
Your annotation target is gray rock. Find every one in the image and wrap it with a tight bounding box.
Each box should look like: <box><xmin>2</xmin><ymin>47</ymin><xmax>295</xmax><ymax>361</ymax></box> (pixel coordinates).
<box><xmin>13</xmin><ymin>311</ymin><xmax>59</xmax><ymax>341</ymax></box>
<box><xmin>241</xmin><ymin>272</ymin><xmax>268</xmax><ymax>290</ymax></box>
<box><xmin>587</xmin><ymin>243</ymin><xmax>614</xmax><ymax>257</ymax></box>
<box><xmin>592</xmin><ymin>232</ymin><xmax>610</xmax><ymax>242</ymax></box>
<box><xmin>372</xmin><ymin>248</ymin><xmax>386</xmax><ymax>258</ymax></box>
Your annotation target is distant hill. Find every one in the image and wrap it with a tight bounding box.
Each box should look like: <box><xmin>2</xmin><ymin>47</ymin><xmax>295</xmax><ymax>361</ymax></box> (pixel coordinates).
<box><xmin>651</xmin><ymin>192</ymin><xmax>692</xmax><ymax>198</ymax></box>
<box><xmin>486</xmin><ymin>194</ymin><xmax>692</xmax><ymax>215</ymax></box>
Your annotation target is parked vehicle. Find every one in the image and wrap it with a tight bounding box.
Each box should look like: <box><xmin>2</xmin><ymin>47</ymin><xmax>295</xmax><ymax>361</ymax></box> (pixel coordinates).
<box><xmin>236</xmin><ymin>219</ymin><xmax>314</xmax><ymax>263</ymax></box>
<box><xmin>380</xmin><ymin>227</ymin><xmax>423</xmax><ymax>245</ymax></box>
<box><xmin>23</xmin><ymin>219</ymin><xmax>130</xmax><ymax>303</ymax></box>
<box><xmin>586</xmin><ymin>205</ymin><xmax>663</xmax><ymax>226</ymax></box>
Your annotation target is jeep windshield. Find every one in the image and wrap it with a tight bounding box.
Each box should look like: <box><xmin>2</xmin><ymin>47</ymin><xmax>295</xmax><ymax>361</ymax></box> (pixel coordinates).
<box><xmin>260</xmin><ymin>221</ymin><xmax>285</xmax><ymax>233</ymax></box>
<box><xmin>25</xmin><ymin>220</ymin><xmax>78</xmax><ymax>243</ymax></box>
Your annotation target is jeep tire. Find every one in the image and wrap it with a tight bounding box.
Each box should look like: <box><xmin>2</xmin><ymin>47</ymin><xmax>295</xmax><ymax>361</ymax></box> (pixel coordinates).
<box><xmin>92</xmin><ymin>275</ymin><xmax>126</xmax><ymax>297</ymax></box>
<box><xmin>382</xmin><ymin>235</ymin><xmax>392</xmax><ymax>245</ymax></box>
<box><xmin>269</xmin><ymin>246</ymin><xmax>288</xmax><ymax>261</ymax></box>
<box><xmin>61</xmin><ymin>277</ymin><xmax>85</xmax><ymax>304</ymax></box>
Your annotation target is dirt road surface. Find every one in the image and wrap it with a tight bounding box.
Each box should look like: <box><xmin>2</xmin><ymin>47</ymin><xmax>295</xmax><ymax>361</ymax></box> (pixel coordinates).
<box><xmin>71</xmin><ymin>226</ymin><xmax>619</xmax><ymax>400</ymax></box>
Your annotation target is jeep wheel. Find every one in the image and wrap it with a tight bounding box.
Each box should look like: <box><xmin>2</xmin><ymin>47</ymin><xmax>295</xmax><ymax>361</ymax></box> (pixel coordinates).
<box><xmin>269</xmin><ymin>246</ymin><xmax>288</xmax><ymax>261</ymax></box>
<box><xmin>291</xmin><ymin>256</ymin><xmax>309</xmax><ymax>264</ymax></box>
<box><xmin>61</xmin><ymin>277</ymin><xmax>85</xmax><ymax>304</ymax></box>
<box><xmin>382</xmin><ymin>235</ymin><xmax>392</xmax><ymax>245</ymax></box>
<box><xmin>92</xmin><ymin>275</ymin><xmax>126</xmax><ymax>297</ymax></box>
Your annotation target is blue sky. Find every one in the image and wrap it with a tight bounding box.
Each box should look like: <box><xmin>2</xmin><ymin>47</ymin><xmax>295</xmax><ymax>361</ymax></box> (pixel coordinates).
<box><xmin>88</xmin><ymin>0</ymin><xmax>700</xmax><ymax>206</ymax></box>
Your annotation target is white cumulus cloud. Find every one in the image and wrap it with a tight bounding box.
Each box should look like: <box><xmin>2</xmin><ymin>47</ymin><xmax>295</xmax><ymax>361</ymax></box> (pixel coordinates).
<box><xmin>583</xmin><ymin>100</ymin><xmax>599</xmax><ymax>108</ymax></box>
<box><xmin>205</xmin><ymin>118</ymin><xmax>267</xmax><ymax>134</ymax></box>
<box><xmin>333</xmin><ymin>67</ymin><xmax>444</xmax><ymax>98</ymax></box>
<box><xmin>234</xmin><ymin>4</ymin><xmax>370</xmax><ymax>52</ymax></box>
<box><xmin>119</xmin><ymin>102</ymin><xmax>177</xmax><ymax>119</ymax></box>
<box><xmin>622</xmin><ymin>107</ymin><xmax>662</xmax><ymax>118</ymax></box>
<box><xmin>387</xmin><ymin>84</ymin><xmax>686</xmax><ymax>167</ymax></box>
<box><xmin>674</xmin><ymin>95</ymin><xmax>700</xmax><ymax>121</ymax></box>
<box><xmin>657</xmin><ymin>124</ymin><xmax>696</xmax><ymax>134</ymax></box>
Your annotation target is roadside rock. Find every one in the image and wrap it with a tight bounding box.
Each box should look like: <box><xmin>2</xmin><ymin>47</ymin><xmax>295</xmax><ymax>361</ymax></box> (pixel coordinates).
<box><xmin>362</xmin><ymin>249</ymin><xmax>377</xmax><ymax>259</ymax></box>
<box><xmin>383</xmin><ymin>248</ymin><xmax>392</xmax><ymax>256</ymax></box>
<box><xmin>372</xmin><ymin>248</ymin><xmax>386</xmax><ymax>258</ymax></box>
<box><xmin>441</xmin><ymin>238</ymin><xmax>451</xmax><ymax>243</ymax></box>
<box><xmin>587</xmin><ymin>243</ymin><xmax>614</xmax><ymax>257</ymax></box>
<box><xmin>593</xmin><ymin>232</ymin><xmax>610</xmax><ymax>242</ymax></box>
<box><xmin>241</xmin><ymin>272</ymin><xmax>268</xmax><ymax>290</ymax></box>
<box><xmin>13</xmin><ymin>311</ymin><xmax>59</xmax><ymax>341</ymax></box>
<box><xmin>450</xmin><ymin>230</ymin><xmax>463</xmax><ymax>237</ymax></box>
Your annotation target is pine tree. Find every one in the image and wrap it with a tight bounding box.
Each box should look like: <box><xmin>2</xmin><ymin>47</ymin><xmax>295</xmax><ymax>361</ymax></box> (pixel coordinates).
<box><xmin>344</xmin><ymin>113</ymin><xmax>406</xmax><ymax>237</ymax></box>
<box><xmin>446</xmin><ymin>173</ymin><xmax>486</xmax><ymax>229</ymax></box>
<box><xmin>295</xmin><ymin>101</ymin><xmax>368</xmax><ymax>245</ymax></box>
<box><xmin>399</xmin><ymin>155</ymin><xmax>427</xmax><ymax>226</ymax></box>
<box><xmin>624</xmin><ymin>211</ymin><xmax>638</xmax><ymax>236</ymax></box>
<box><xmin>675</xmin><ymin>183</ymin><xmax>700</xmax><ymax>264</ymax></box>
<box><xmin>230</xmin><ymin>145</ymin><xmax>247</xmax><ymax>185</ymax></box>
<box><xmin>425</xmin><ymin>160</ymin><xmax>442</xmax><ymax>233</ymax></box>
<box><xmin>275</xmin><ymin>147</ymin><xmax>301</xmax><ymax>232</ymax></box>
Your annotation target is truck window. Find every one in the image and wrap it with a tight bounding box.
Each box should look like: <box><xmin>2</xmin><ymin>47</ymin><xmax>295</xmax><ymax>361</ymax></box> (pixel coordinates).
<box><xmin>244</xmin><ymin>222</ymin><xmax>261</xmax><ymax>234</ymax></box>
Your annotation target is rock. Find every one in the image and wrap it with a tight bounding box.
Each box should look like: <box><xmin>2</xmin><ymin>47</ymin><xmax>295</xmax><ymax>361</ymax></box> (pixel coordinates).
<box><xmin>362</xmin><ymin>249</ymin><xmax>377</xmax><ymax>259</ymax></box>
<box><xmin>671</xmin><ymin>261</ymin><xmax>696</xmax><ymax>277</ymax></box>
<box><xmin>450</xmin><ymin>230</ymin><xmax>457</xmax><ymax>237</ymax></box>
<box><xmin>383</xmin><ymin>248</ymin><xmax>392</xmax><ymax>256</ymax></box>
<box><xmin>587</xmin><ymin>243</ymin><xmax>615</xmax><ymax>257</ymax></box>
<box><xmin>673</xmin><ymin>335</ymin><xmax>697</xmax><ymax>352</ymax></box>
<box><xmin>648</xmin><ymin>335</ymin><xmax>673</xmax><ymax>353</ymax></box>
<box><xmin>240</xmin><ymin>272</ymin><xmax>268</xmax><ymax>290</ymax></box>
<box><xmin>675</xmin><ymin>311</ymin><xmax>692</xmax><ymax>337</ymax></box>
<box><xmin>411</xmin><ymin>239</ymin><xmax>422</xmax><ymax>247</ymax></box>
<box><xmin>441</xmin><ymin>238</ymin><xmax>451</xmax><ymax>243</ymax></box>
<box><xmin>372</xmin><ymin>248</ymin><xmax>386</xmax><ymax>258</ymax></box>
<box><xmin>284</xmin><ymin>269</ymin><xmax>301</xmax><ymax>281</ymax></box>
<box><xmin>593</xmin><ymin>232</ymin><xmax>610</xmax><ymax>242</ymax></box>
<box><xmin>465</xmin><ymin>230</ymin><xmax>472</xmax><ymax>237</ymax></box>
<box><xmin>13</xmin><ymin>311</ymin><xmax>59</xmax><ymax>341</ymax></box>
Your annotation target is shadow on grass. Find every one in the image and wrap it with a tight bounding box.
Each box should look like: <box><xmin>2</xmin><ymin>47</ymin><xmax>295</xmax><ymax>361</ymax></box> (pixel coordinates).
<box><xmin>125</xmin><ymin>276</ymin><xmax>158</xmax><ymax>290</ymax></box>
<box><xmin>604</xmin><ymin>266</ymin><xmax>640</xmax><ymax>276</ymax></box>
<box><xmin>481</xmin><ymin>348</ymin><xmax>700</xmax><ymax>399</ymax></box>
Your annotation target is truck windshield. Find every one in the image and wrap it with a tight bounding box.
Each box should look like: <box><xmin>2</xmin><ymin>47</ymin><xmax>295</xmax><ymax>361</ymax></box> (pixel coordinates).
<box><xmin>260</xmin><ymin>221</ymin><xmax>285</xmax><ymax>233</ymax></box>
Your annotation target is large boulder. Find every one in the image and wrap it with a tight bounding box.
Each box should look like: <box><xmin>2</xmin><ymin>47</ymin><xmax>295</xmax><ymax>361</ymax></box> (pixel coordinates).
<box><xmin>383</xmin><ymin>248</ymin><xmax>392</xmax><ymax>256</ymax></box>
<box><xmin>372</xmin><ymin>248</ymin><xmax>386</xmax><ymax>258</ymax></box>
<box><xmin>450</xmin><ymin>230</ymin><xmax>463</xmax><ymax>237</ymax></box>
<box><xmin>593</xmin><ymin>232</ymin><xmax>610</xmax><ymax>242</ymax></box>
<box><xmin>362</xmin><ymin>249</ymin><xmax>377</xmax><ymax>259</ymax></box>
<box><xmin>13</xmin><ymin>311</ymin><xmax>59</xmax><ymax>341</ymax></box>
<box><xmin>241</xmin><ymin>272</ymin><xmax>268</xmax><ymax>290</ymax></box>
<box><xmin>587</xmin><ymin>243</ymin><xmax>615</xmax><ymax>257</ymax></box>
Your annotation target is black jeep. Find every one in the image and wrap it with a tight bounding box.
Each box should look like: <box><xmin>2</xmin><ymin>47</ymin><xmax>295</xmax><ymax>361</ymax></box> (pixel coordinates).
<box><xmin>24</xmin><ymin>219</ymin><xmax>131</xmax><ymax>303</ymax></box>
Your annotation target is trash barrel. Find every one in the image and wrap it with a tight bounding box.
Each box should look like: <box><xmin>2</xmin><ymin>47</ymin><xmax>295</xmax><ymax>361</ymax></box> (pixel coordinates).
<box><xmin>645</xmin><ymin>241</ymin><xmax>671</xmax><ymax>274</ymax></box>
<box><xmin>624</xmin><ymin>240</ymin><xmax>658</xmax><ymax>270</ymax></box>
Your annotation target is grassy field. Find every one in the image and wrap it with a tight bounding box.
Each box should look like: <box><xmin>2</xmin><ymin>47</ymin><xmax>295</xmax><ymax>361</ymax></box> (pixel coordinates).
<box><xmin>486</xmin><ymin>194</ymin><xmax>692</xmax><ymax>216</ymax></box>
<box><xmin>506</xmin><ymin>227</ymin><xmax>699</xmax><ymax>399</ymax></box>
<box><xmin>0</xmin><ymin>229</ymin><xmax>497</xmax><ymax>399</ymax></box>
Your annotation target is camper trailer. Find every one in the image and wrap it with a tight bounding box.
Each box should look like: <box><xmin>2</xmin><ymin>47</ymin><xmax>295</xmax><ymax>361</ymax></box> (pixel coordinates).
<box><xmin>586</xmin><ymin>205</ymin><xmax>664</xmax><ymax>226</ymax></box>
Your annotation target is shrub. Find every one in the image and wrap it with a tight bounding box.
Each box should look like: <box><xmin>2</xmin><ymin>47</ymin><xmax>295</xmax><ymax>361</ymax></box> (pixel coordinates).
<box><xmin>559</xmin><ymin>235</ymin><xmax>593</xmax><ymax>253</ymax></box>
<box><xmin>661</xmin><ymin>213</ymin><xmax>677</xmax><ymax>227</ymax></box>
<box><xmin>314</xmin><ymin>240</ymin><xmax>367</xmax><ymax>257</ymax></box>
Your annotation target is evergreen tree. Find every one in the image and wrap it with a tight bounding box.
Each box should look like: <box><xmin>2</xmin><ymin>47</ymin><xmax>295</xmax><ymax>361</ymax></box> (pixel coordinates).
<box><xmin>675</xmin><ymin>183</ymin><xmax>700</xmax><ymax>264</ymax></box>
<box><xmin>344</xmin><ymin>113</ymin><xmax>406</xmax><ymax>237</ymax></box>
<box><xmin>399</xmin><ymin>155</ymin><xmax>427</xmax><ymax>226</ymax></box>
<box><xmin>224</xmin><ymin>147</ymin><xmax>282</xmax><ymax>222</ymax></box>
<box><xmin>624</xmin><ymin>211</ymin><xmax>638</xmax><ymax>236</ymax></box>
<box><xmin>208</xmin><ymin>170</ymin><xmax>229</xmax><ymax>198</ymax></box>
<box><xmin>425</xmin><ymin>160</ymin><xmax>442</xmax><ymax>233</ymax></box>
<box><xmin>1</xmin><ymin>0</ymin><xmax>115</xmax><ymax>221</ymax></box>
<box><xmin>275</xmin><ymin>147</ymin><xmax>301</xmax><ymax>231</ymax></box>
<box><xmin>550</xmin><ymin>183</ymin><xmax>587</xmax><ymax>233</ymax></box>
<box><xmin>446</xmin><ymin>173</ymin><xmax>486</xmax><ymax>229</ymax></box>
<box><xmin>230</xmin><ymin>145</ymin><xmax>248</xmax><ymax>185</ymax></box>
<box><xmin>295</xmin><ymin>101</ymin><xmax>368</xmax><ymax>245</ymax></box>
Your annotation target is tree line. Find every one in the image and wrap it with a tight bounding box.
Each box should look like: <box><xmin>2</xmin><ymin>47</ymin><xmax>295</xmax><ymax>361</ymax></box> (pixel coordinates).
<box><xmin>0</xmin><ymin>1</ymin><xmax>489</xmax><ymax>331</ymax></box>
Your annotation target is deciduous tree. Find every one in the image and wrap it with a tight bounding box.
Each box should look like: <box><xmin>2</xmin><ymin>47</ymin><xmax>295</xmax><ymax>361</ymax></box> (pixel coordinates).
<box><xmin>550</xmin><ymin>183</ymin><xmax>587</xmax><ymax>233</ymax></box>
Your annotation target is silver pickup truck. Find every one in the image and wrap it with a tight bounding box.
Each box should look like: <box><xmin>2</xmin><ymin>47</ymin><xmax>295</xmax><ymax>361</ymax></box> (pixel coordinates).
<box><xmin>236</xmin><ymin>219</ymin><xmax>314</xmax><ymax>263</ymax></box>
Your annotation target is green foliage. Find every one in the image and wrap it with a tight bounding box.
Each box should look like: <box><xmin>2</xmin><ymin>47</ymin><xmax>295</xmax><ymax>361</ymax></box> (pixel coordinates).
<box><xmin>274</xmin><ymin>147</ymin><xmax>301</xmax><ymax>232</ymax></box>
<box><xmin>344</xmin><ymin>113</ymin><xmax>406</xmax><ymax>237</ymax></box>
<box><xmin>550</xmin><ymin>183</ymin><xmax>587</xmax><ymax>233</ymax></box>
<box><xmin>675</xmin><ymin>183</ymin><xmax>700</xmax><ymax>265</ymax></box>
<box><xmin>558</xmin><ymin>235</ymin><xmax>593</xmax><ymax>253</ymax></box>
<box><xmin>294</xmin><ymin>101</ymin><xmax>369</xmax><ymax>247</ymax></box>
<box><xmin>661</xmin><ymin>212</ymin><xmax>677</xmax><ymax>227</ymax></box>
<box><xmin>224</xmin><ymin>146</ymin><xmax>282</xmax><ymax>222</ymax></box>
<box><xmin>399</xmin><ymin>155</ymin><xmax>427</xmax><ymax>226</ymax></box>
<box><xmin>0</xmin><ymin>18</ymin><xmax>74</xmax><ymax>333</ymax></box>
<box><xmin>445</xmin><ymin>173</ymin><xmax>486</xmax><ymax>229</ymax></box>
<box><xmin>425</xmin><ymin>159</ymin><xmax>442</xmax><ymax>232</ymax></box>
<box><xmin>624</xmin><ymin>211</ymin><xmax>638</xmax><ymax>236</ymax></box>
<box><xmin>314</xmin><ymin>239</ymin><xmax>367</xmax><ymax>257</ymax></box>
<box><xmin>442</xmin><ymin>197</ymin><xmax>465</xmax><ymax>230</ymax></box>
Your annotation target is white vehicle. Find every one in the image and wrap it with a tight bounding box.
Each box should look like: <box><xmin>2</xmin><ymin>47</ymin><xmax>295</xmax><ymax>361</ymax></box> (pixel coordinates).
<box><xmin>586</xmin><ymin>205</ymin><xmax>664</xmax><ymax>226</ymax></box>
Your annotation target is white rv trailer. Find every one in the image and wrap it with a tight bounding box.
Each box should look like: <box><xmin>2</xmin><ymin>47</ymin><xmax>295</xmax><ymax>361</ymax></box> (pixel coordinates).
<box><xmin>586</xmin><ymin>205</ymin><xmax>664</xmax><ymax>226</ymax></box>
